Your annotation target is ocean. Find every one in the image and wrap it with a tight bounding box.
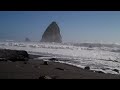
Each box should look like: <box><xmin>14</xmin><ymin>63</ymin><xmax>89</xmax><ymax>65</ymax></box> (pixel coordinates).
<box><xmin>0</xmin><ymin>41</ymin><xmax>120</xmax><ymax>74</ymax></box>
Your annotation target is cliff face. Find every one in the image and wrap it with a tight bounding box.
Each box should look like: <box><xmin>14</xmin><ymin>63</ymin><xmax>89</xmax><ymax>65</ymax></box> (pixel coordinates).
<box><xmin>41</xmin><ymin>21</ymin><xmax>62</xmax><ymax>43</ymax></box>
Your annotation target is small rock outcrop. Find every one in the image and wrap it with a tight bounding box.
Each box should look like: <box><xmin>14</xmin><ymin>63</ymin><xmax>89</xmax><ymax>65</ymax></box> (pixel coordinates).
<box><xmin>113</xmin><ymin>69</ymin><xmax>119</xmax><ymax>73</ymax></box>
<box><xmin>0</xmin><ymin>49</ymin><xmax>29</xmax><ymax>62</ymax></box>
<box><xmin>95</xmin><ymin>71</ymin><xmax>104</xmax><ymax>74</ymax></box>
<box><xmin>43</xmin><ymin>61</ymin><xmax>48</xmax><ymax>65</ymax></box>
<box><xmin>25</xmin><ymin>37</ymin><xmax>31</xmax><ymax>42</ymax></box>
<box><xmin>41</xmin><ymin>21</ymin><xmax>62</xmax><ymax>43</ymax></box>
<box><xmin>56</xmin><ymin>68</ymin><xmax>64</xmax><ymax>71</ymax></box>
<box><xmin>49</xmin><ymin>58</ymin><xmax>58</xmax><ymax>61</ymax></box>
<box><xmin>84</xmin><ymin>66</ymin><xmax>90</xmax><ymax>70</ymax></box>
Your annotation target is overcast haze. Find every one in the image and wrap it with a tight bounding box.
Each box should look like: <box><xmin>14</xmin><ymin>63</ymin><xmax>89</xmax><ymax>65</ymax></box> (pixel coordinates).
<box><xmin>0</xmin><ymin>11</ymin><xmax>120</xmax><ymax>43</ymax></box>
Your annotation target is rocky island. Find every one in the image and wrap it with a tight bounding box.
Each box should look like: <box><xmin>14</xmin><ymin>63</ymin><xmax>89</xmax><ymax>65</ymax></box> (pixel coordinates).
<box><xmin>41</xmin><ymin>21</ymin><xmax>62</xmax><ymax>43</ymax></box>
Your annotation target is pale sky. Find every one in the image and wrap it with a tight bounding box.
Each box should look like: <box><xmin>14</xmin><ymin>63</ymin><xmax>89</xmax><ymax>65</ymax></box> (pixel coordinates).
<box><xmin>0</xmin><ymin>11</ymin><xmax>120</xmax><ymax>43</ymax></box>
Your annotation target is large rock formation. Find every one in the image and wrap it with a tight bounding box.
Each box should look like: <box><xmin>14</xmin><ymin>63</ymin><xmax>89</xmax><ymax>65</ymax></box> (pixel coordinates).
<box><xmin>0</xmin><ymin>49</ymin><xmax>29</xmax><ymax>62</ymax></box>
<box><xmin>41</xmin><ymin>21</ymin><xmax>62</xmax><ymax>43</ymax></box>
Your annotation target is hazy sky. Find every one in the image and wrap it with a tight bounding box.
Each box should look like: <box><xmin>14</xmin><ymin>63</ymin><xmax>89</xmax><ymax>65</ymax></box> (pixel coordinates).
<box><xmin>0</xmin><ymin>11</ymin><xmax>120</xmax><ymax>43</ymax></box>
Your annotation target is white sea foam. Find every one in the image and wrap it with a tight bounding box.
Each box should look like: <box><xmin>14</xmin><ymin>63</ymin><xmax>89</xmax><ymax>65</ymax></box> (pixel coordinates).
<box><xmin>1</xmin><ymin>41</ymin><xmax>120</xmax><ymax>74</ymax></box>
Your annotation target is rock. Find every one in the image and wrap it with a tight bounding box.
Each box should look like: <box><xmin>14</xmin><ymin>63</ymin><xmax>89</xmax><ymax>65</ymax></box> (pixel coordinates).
<box><xmin>0</xmin><ymin>49</ymin><xmax>29</xmax><ymax>62</ymax></box>
<box><xmin>0</xmin><ymin>58</ymin><xmax>7</xmax><ymax>61</ymax></box>
<box><xmin>95</xmin><ymin>71</ymin><xmax>104</xmax><ymax>74</ymax></box>
<box><xmin>25</xmin><ymin>37</ymin><xmax>31</xmax><ymax>42</ymax></box>
<box><xmin>41</xmin><ymin>21</ymin><xmax>62</xmax><ymax>43</ymax></box>
<box><xmin>56</xmin><ymin>68</ymin><xmax>64</xmax><ymax>71</ymax></box>
<box><xmin>89</xmin><ymin>45</ymin><xmax>93</xmax><ymax>48</ymax></box>
<box><xmin>84</xmin><ymin>66</ymin><xmax>90</xmax><ymax>70</ymax></box>
<box><xmin>39</xmin><ymin>76</ymin><xmax>52</xmax><ymax>79</ymax></box>
<box><xmin>24</xmin><ymin>61</ymin><xmax>27</xmax><ymax>64</ymax></box>
<box><xmin>43</xmin><ymin>61</ymin><xmax>48</xmax><ymax>65</ymax></box>
<box><xmin>49</xmin><ymin>58</ymin><xmax>58</xmax><ymax>61</ymax></box>
<box><xmin>113</xmin><ymin>69</ymin><xmax>119</xmax><ymax>73</ymax></box>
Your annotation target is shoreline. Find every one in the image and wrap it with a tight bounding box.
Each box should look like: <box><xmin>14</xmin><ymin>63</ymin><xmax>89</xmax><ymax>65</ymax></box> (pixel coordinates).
<box><xmin>0</xmin><ymin>54</ymin><xmax>120</xmax><ymax>79</ymax></box>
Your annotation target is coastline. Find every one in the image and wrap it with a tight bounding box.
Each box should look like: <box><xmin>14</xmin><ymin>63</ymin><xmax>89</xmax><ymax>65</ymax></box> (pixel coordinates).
<box><xmin>0</xmin><ymin>54</ymin><xmax>120</xmax><ymax>79</ymax></box>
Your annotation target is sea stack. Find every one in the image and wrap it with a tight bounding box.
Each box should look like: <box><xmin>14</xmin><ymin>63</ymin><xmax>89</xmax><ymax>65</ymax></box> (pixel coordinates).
<box><xmin>25</xmin><ymin>37</ymin><xmax>31</xmax><ymax>42</ymax></box>
<box><xmin>41</xmin><ymin>21</ymin><xmax>62</xmax><ymax>43</ymax></box>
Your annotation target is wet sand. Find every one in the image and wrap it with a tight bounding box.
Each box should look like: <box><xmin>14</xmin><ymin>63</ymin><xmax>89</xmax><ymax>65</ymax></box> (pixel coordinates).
<box><xmin>0</xmin><ymin>54</ymin><xmax>120</xmax><ymax>79</ymax></box>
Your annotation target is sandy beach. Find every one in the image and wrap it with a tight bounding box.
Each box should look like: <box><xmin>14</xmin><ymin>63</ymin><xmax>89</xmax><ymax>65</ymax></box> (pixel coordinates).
<box><xmin>0</xmin><ymin>54</ymin><xmax>120</xmax><ymax>79</ymax></box>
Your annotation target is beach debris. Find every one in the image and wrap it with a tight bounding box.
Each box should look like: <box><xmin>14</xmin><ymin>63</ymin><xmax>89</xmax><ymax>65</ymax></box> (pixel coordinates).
<box><xmin>56</xmin><ymin>67</ymin><xmax>64</xmax><ymax>71</ymax></box>
<box><xmin>84</xmin><ymin>66</ymin><xmax>90</xmax><ymax>70</ymax></box>
<box><xmin>39</xmin><ymin>75</ymin><xmax>52</xmax><ymax>79</ymax></box>
<box><xmin>113</xmin><ymin>69</ymin><xmax>119</xmax><ymax>73</ymax></box>
<box><xmin>43</xmin><ymin>61</ymin><xmax>48</xmax><ymax>65</ymax></box>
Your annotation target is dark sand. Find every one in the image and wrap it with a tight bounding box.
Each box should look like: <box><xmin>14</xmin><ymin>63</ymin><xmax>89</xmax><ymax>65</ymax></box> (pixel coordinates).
<box><xmin>0</xmin><ymin>54</ymin><xmax>120</xmax><ymax>79</ymax></box>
